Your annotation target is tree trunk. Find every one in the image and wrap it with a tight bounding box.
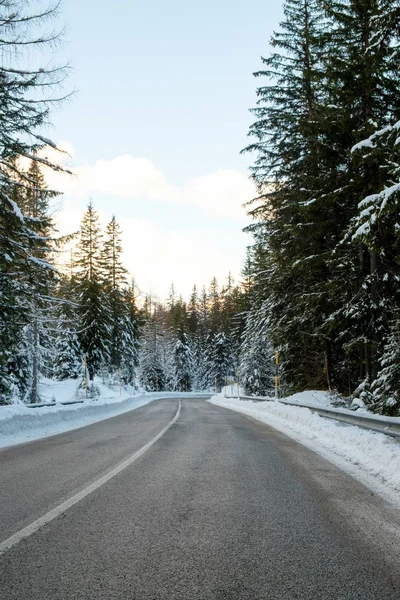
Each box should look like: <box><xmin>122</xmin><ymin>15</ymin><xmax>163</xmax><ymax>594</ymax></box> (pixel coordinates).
<box><xmin>370</xmin><ymin>248</ymin><xmax>379</xmax><ymax>380</ymax></box>
<box><xmin>324</xmin><ymin>347</ymin><xmax>332</xmax><ymax>393</ymax></box>
<box><xmin>30</xmin><ymin>298</ymin><xmax>39</xmax><ymax>403</ymax></box>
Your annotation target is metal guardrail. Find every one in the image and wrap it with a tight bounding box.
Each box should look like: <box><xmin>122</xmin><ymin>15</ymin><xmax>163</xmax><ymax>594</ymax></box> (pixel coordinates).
<box><xmin>25</xmin><ymin>400</ymin><xmax>84</xmax><ymax>408</ymax></box>
<box><xmin>224</xmin><ymin>394</ymin><xmax>400</xmax><ymax>439</ymax></box>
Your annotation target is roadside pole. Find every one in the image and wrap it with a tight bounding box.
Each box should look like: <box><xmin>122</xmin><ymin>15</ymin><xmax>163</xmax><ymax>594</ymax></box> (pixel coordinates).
<box><xmin>83</xmin><ymin>355</ymin><xmax>88</xmax><ymax>399</ymax></box>
<box><xmin>275</xmin><ymin>352</ymin><xmax>279</xmax><ymax>399</ymax></box>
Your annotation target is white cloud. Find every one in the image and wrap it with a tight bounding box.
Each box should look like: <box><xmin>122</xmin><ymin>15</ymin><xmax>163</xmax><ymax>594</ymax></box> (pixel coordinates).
<box><xmin>54</xmin><ymin>208</ymin><xmax>248</xmax><ymax>299</ymax></box>
<box><xmin>120</xmin><ymin>218</ymin><xmax>248</xmax><ymax>299</ymax></box>
<box><xmin>44</xmin><ymin>146</ymin><xmax>255</xmax><ymax>221</ymax></box>
<box><xmin>46</xmin><ymin>143</ymin><xmax>254</xmax><ymax>298</ymax></box>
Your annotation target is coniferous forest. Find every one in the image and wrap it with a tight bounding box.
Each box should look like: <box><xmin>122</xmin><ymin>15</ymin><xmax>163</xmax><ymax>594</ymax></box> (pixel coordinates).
<box><xmin>1</xmin><ymin>1</ymin><xmax>400</xmax><ymax>415</ymax></box>
<box><xmin>243</xmin><ymin>0</ymin><xmax>400</xmax><ymax>415</ymax></box>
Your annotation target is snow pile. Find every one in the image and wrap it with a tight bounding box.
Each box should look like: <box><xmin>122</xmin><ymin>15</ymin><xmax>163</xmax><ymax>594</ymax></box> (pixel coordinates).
<box><xmin>209</xmin><ymin>392</ymin><xmax>400</xmax><ymax>505</ymax></box>
<box><xmin>0</xmin><ymin>381</ymin><xmax>209</xmax><ymax>448</ymax></box>
<box><xmin>224</xmin><ymin>388</ymin><xmax>399</xmax><ymax>422</ymax></box>
<box><xmin>278</xmin><ymin>390</ymin><xmax>335</xmax><ymax>407</ymax></box>
<box><xmin>37</xmin><ymin>377</ymin><xmax>135</xmax><ymax>404</ymax></box>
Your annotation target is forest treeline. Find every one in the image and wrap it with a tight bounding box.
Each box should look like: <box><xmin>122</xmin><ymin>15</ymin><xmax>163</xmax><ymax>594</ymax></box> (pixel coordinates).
<box><xmin>0</xmin><ymin>0</ymin><xmax>273</xmax><ymax>404</ymax></box>
<box><xmin>1</xmin><ymin>181</ymin><xmax>275</xmax><ymax>400</ymax></box>
<box><xmin>0</xmin><ymin>0</ymin><xmax>273</xmax><ymax>405</ymax></box>
<box><xmin>242</xmin><ymin>0</ymin><xmax>400</xmax><ymax>414</ymax></box>
<box><xmin>1</xmin><ymin>1</ymin><xmax>400</xmax><ymax>415</ymax></box>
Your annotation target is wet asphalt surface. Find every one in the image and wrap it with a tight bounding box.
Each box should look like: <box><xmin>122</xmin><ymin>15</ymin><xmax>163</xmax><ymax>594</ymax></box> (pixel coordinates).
<box><xmin>1</xmin><ymin>398</ymin><xmax>399</xmax><ymax>599</ymax></box>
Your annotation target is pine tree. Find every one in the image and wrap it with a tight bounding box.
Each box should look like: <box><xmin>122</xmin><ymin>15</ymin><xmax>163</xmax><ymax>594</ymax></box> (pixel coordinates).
<box><xmin>192</xmin><ymin>286</ymin><xmax>211</xmax><ymax>390</ymax></box>
<box><xmin>0</xmin><ymin>2</ymin><xmax>68</xmax><ymax>402</ymax></box>
<box><xmin>74</xmin><ymin>202</ymin><xmax>111</xmax><ymax>381</ymax></box>
<box><xmin>52</xmin><ymin>317</ymin><xmax>81</xmax><ymax>380</ymax></box>
<box><xmin>119</xmin><ymin>281</ymin><xmax>140</xmax><ymax>385</ymax></box>
<box><xmin>240</xmin><ymin>305</ymin><xmax>275</xmax><ymax>396</ymax></box>
<box><xmin>321</xmin><ymin>0</ymin><xmax>400</xmax><ymax>393</ymax></box>
<box><xmin>243</xmin><ymin>0</ymin><xmax>338</xmax><ymax>393</ymax></box>
<box><xmin>101</xmin><ymin>215</ymin><xmax>134</xmax><ymax>376</ymax></box>
<box><xmin>138</xmin><ymin>302</ymin><xmax>166</xmax><ymax>391</ymax></box>
<box><xmin>0</xmin><ymin>175</ymin><xmax>32</xmax><ymax>402</ymax></box>
<box><xmin>172</xmin><ymin>333</ymin><xmax>193</xmax><ymax>391</ymax></box>
<box><xmin>209</xmin><ymin>331</ymin><xmax>234</xmax><ymax>391</ymax></box>
<box><xmin>22</xmin><ymin>160</ymin><xmax>60</xmax><ymax>402</ymax></box>
<box><xmin>208</xmin><ymin>276</ymin><xmax>221</xmax><ymax>335</ymax></box>
<box><xmin>372</xmin><ymin>318</ymin><xmax>400</xmax><ymax>415</ymax></box>
<box><xmin>187</xmin><ymin>285</ymin><xmax>199</xmax><ymax>335</ymax></box>
<box><xmin>52</xmin><ymin>272</ymin><xmax>82</xmax><ymax>381</ymax></box>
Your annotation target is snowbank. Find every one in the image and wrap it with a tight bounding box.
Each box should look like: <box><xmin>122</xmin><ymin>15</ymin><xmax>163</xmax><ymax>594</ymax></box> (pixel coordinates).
<box><xmin>0</xmin><ymin>379</ymin><xmax>209</xmax><ymax>449</ymax></box>
<box><xmin>209</xmin><ymin>392</ymin><xmax>400</xmax><ymax>506</ymax></box>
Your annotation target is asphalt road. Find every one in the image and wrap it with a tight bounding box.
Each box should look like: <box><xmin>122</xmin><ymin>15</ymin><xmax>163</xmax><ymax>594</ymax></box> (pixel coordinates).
<box><xmin>1</xmin><ymin>397</ymin><xmax>399</xmax><ymax>599</ymax></box>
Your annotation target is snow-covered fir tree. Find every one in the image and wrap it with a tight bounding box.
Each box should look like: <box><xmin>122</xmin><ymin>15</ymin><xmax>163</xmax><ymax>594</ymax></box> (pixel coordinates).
<box><xmin>372</xmin><ymin>318</ymin><xmax>400</xmax><ymax>415</ymax></box>
<box><xmin>0</xmin><ymin>2</ymin><xmax>68</xmax><ymax>403</ymax></box>
<box><xmin>138</xmin><ymin>301</ymin><xmax>166</xmax><ymax>391</ymax></box>
<box><xmin>74</xmin><ymin>201</ymin><xmax>112</xmax><ymax>381</ymax></box>
<box><xmin>241</xmin><ymin>0</ymin><xmax>400</xmax><ymax>411</ymax></box>
<box><xmin>240</xmin><ymin>305</ymin><xmax>275</xmax><ymax>396</ymax></box>
<box><xmin>172</xmin><ymin>333</ymin><xmax>193</xmax><ymax>391</ymax></box>
<box><xmin>101</xmin><ymin>215</ymin><xmax>139</xmax><ymax>381</ymax></box>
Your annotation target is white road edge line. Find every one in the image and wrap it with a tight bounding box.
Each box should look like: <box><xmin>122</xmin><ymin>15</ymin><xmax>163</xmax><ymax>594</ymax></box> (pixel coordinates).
<box><xmin>0</xmin><ymin>399</ymin><xmax>181</xmax><ymax>556</ymax></box>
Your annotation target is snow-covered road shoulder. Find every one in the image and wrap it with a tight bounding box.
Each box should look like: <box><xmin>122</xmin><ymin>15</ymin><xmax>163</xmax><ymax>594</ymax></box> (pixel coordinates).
<box><xmin>0</xmin><ymin>388</ymin><xmax>209</xmax><ymax>449</ymax></box>
<box><xmin>209</xmin><ymin>394</ymin><xmax>400</xmax><ymax>507</ymax></box>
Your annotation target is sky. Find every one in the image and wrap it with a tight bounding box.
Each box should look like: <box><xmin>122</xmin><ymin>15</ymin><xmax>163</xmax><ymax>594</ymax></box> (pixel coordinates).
<box><xmin>45</xmin><ymin>0</ymin><xmax>284</xmax><ymax>300</ymax></box>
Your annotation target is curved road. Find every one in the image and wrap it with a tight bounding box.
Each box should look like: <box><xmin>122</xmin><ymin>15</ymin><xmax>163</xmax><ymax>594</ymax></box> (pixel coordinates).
<box><xmin>0</xmin><ymin>397</ymin><xmax>399</xmax><ymax>599</ymax></box>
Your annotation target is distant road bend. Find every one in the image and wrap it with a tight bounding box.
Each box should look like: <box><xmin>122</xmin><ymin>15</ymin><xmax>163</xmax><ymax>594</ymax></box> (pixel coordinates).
<box><xmin>0</xmin><ymin>397</ymin><xmax>399</xmax><ymax>599</ymax></box>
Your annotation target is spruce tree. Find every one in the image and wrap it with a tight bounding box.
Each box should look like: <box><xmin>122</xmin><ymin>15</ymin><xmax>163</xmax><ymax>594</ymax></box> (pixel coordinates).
<box><xmin>120</xmin><ymin>281</ymin><xmax>140</xmax><ymax>385</ymax></box>
<box><xmin>172</xmin><ymin>333</ymin><xmax>193</xmax><ymax>391</ymax></box>
<box><xmin>187</xmin><ymin>285</ymin><xmax>199</xmax><ymax>335</ymax></box>
<box><xmin>74</xmin><ymin>201</ymin><xmax>111</xmax><ymax>381</ymax></box>
<box><xmin>243</xmin><ymin>0</ymin><xmax>338</xmax><ymax>392</ymax></box>
<box><xmin>138</xmin><ymin>302</ymin><xmax>166</xmax><ymax>391</ymax></box>
<box><xmin>22</xmin><ymin>160</ymin><xmax>59</xmax><ymax>402</ymax></box>
<box><xmin>322</xmin><ymin>0</ymin><xmax>400</xmax><ymax>392</ymax></box>
<box><xmin>0</xmin><ymin>1</ymin><xmax>68</xmax><ymax>402</ymax></box>
<box><xmin>101</xmin><ymin>215</ymin><xmax>133</xmax><ymax>376</ymax></box>
<box><xmin>52</xmin><ymin>272</ymin><xmax>81</xmax><ymax>381</ymax></box>
<box><xmin>372</xmin><ymin>317</ymin><xmax>400</xmax><ymax>415</ymax></box>
<box><xmin>240</xmin><ymin>305</ymin><xmax>275</xmax><ymax>396</ymax></box>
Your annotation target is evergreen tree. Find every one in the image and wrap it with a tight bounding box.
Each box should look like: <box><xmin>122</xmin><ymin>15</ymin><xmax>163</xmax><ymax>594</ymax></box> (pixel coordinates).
<box><xmin>243</xmin><ymin>0</ymin><xmax>337</xmax><ymax>392</ymax></box>
<box><xmin>208</xmin><ymin>276</ymin><xmax>221</xmax><ymax>335</ymax></box>
<box><xmin>22</xmin><ymin>159</ymin><xmax>60</xmax><ymax>402</ymax></box>
<box><xmin>192</xmin><ymin>286</ymin><xmax>211</xmax><ymax>390</ymax></box>
<box><xmin>172</xmin><ymin>333</ymin><xmax>193</xmax><ymax>391</ymax></box>
<box><xmin>321</xmin><ymin>0</ymin><xmax>400</xmax><ymax>391</ymax></box>
<box><xmin>0</xmin><ymin>2</ymin><xmax>68</xmax><ymax>402</ymax></box>
<box><xmin>372</xmin><ymin>318</ymin><xmax>400</xmax><ymax>415</ymax></box>
<box><xmin>240</xmin><ymin>305</ymin><xmax>275</xmax><ymax>396</ymax></box>
<box><xmin>52</xmin><ymin>317</ymin><xmax>81</xmax><ymax>380</ymax></box>
<box><xmin>119</xmin><ymin>281</ymin><xmax>141</xmax><ymax>384</ymax></box>
<box><xmin>138</xmin><ymin>302</ymin><xmax>166</xmax><ymax>391</ymax></box>
<box><xmin>187</xmin><ymin>285</ymin><xmax>199</xmax><ymax>335</ymax></box>
<box><xmin>74</xmin><ymin>201</ymin><xmax>111</xmax><ymax>381</ymax></box>
<box><xmin>209</xmin><ymin>331</ymin><xmax>233</xmax><ymax>391</ymax></box>
<box><xmin>52</xmin><ymin>272</ymin><xmax>82</xmax><ymax>381</ymax></box>
<box><xmin>101</xmin><ymin>215</ymin><xmax>136</xmax><ymax>377</ymax></box>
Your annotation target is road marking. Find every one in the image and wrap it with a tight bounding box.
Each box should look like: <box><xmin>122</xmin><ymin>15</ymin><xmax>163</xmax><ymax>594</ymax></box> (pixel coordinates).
<box><xmin>0</xmin><ymin>399</ymin><xmax>181</xmax><ymax>556</ymax></box>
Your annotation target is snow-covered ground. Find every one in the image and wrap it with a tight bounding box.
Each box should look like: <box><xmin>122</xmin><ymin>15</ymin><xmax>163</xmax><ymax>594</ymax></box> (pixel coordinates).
<box><xmin>0</xmin><ymin>378</ymin><xmax>209</xmax><ymax>449</ymax></box>
<box><xmin>209</xmin><ymin>391</ymin><xmax>400</xmax><ymax>507</ymax></box>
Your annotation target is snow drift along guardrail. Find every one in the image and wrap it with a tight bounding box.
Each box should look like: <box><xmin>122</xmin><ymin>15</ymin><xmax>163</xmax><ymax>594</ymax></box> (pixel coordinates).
<box><xmin>224</xmin><ymin>394</ymin><xmax>400</xmax><ymax>439</ymax></box>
